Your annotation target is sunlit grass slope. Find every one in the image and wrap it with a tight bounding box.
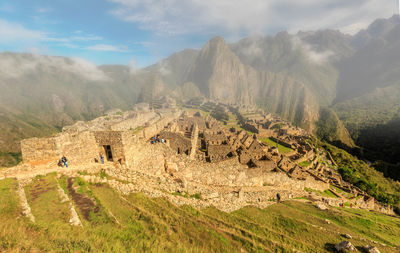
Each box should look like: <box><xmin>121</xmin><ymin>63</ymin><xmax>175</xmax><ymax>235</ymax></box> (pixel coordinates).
<box><xmin>0</xmin><ymin>176</ymin><xmax>399</xmax><ymax>252</ymax></box>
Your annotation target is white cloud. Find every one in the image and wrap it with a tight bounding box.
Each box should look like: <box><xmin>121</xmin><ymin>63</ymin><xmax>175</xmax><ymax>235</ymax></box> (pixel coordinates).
<box><xmin>35</xmin><ymin>7</ymin><xmax>52</xmax><ymax>13</ymax></box>
<box><xmin>291</xmin><ymin>36</ymin><xmax>334</xmax><ymax>65</ymax></box>
<box><xmin>156</xmin><ymin>60</ymin><xmax>171</xmax><ymax>76</ymax></box>
<box><xmin>43</xmin><ymin>37</ymin><xmax>70</xmax><ymax>42</ymax></box>
<box><xmin>107</xmin><ymin>0</ymin><xmax>397</xmax><ymax>36</ymax></box>
<box><xmin>71</xmin><ymin>35</ymin><xmax>103</xmax><ymax>41</ymax></box>
<box><xmin>0</xmin><ymin>19</ymin><xmax>44</xmax><ymax>43</ymax></box>
<box><xmin>42</xmin><ymin>32</ymin><xmax>103</xmax><ymax>44</ymax></box>
<box><xmin>86</xmin><ymin>44</ymin><xmax>130</xmax><ymax>52</ymax></box>
<box><xmin>340</xmin><ymin>22</ymin><xmax>371</xmax><ymax>35</ymax></box>
<box><xmin>128</xmin><ymin>59</ymin><xmax>138</xmax><ymax>74</ymax></box>
<box><xmin>0</xmin><ymin>53</ymin><xmax>110</xmax><ymax>81</ymax></box>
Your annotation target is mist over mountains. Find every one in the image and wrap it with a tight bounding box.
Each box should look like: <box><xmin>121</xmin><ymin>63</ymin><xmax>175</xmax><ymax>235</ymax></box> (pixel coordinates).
<box><xmin>1</xmin><ymin>15</ymin><xmax>399</xmax><ymax>172</ymax></box>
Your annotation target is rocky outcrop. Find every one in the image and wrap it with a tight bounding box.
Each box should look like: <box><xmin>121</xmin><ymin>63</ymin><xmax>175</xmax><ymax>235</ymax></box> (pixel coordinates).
<box><xmin>364</xmin><ymin>245</ymin><xmax>381</xmax><ymax>253</ymax></box>
<box><xmin>335</xmin><ymin>241</ymin><xmax>356</xmax><ymax>252</ymax></box>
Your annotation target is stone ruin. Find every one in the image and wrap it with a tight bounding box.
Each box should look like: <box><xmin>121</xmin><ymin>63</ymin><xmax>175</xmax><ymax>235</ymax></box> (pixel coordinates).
<box><xmin>11</xmin><ymin>101</ymin><xmax>395</xmax><ymax>216</ymax></box>
<box><xmin>21</xmin><ymin>106</ymin><xmax>180</xmax><ymax>168</ymax></box>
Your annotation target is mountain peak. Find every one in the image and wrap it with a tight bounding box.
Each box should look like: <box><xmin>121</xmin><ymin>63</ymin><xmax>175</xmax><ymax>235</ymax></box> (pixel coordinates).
<box><xmin>209</xmin><ymin>36</ymin><xmax>226</xmax><ymax>44</ymax></box>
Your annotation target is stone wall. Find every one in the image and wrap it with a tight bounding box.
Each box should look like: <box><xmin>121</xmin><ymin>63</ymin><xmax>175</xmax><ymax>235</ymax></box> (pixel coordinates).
<box><xmin>56</xmin><ymin>131</ymin><xmax>98</xmax><ymax>164</ymax></box>
<box><xmin>21</xmin><ymin>137</ymin><xmax>59</xmax><ymax>163</ymax></box>
<box><xmin>94</xmin><ymin>131</ymin><xmax>125</xmax><ymax>162</ymax></box>
<box><xmin>110</xmin><ymin>111</ymin><xmax>158</xmax><ymax>131</ymax></box>
<box><xmin>21</xmin><ymin>131</ymin><xmax>99</xmax><ymax>165</ymax></box>
<box><xmin>189</xmin><ymin>123</ymin><xmax>199</xmax><ymax>160</ymax></box>
<box><xmin>140</xmin><ymin>112</ymin><xmax>181</xmax><ymax>139</ymax></box>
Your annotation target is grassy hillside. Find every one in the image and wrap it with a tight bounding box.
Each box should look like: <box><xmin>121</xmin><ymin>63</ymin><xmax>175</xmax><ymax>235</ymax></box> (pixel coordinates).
<box><xmin>320</xmin><ymin>141</ymin><xmax>400</xmax><ymax>212</ymax></box>
<box><xmin>1</xmin><ymin>175</ymin><xmax>399</xmax><ymax>252</ymax></box>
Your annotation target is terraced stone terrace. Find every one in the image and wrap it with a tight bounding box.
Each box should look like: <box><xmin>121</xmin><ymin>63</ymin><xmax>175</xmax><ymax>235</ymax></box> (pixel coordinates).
<box><xmin>1</xmin><ymin>174</ymin><xmax>399</xmax><ymax>252</ymax></box>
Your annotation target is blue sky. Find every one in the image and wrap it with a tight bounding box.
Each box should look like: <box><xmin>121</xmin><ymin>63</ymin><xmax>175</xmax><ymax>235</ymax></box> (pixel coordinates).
<box><xmin>0</xmin><ymin>0</ymin><xmax>398</xmax><ymax>67</ymax></box>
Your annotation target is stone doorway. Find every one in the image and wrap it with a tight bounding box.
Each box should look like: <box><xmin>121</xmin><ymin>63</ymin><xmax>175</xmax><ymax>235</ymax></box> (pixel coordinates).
<box><xmin>103</xmin><ymin>145</ymin><xmax>113</xmax><ymax>161</ymax></box>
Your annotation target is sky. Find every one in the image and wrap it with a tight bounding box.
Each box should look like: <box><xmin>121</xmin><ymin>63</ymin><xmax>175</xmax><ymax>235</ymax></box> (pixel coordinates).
<box><xmin>0</xmin><ymin>0</ymin><xmax>398</xmax><ymax>67</ymax></box>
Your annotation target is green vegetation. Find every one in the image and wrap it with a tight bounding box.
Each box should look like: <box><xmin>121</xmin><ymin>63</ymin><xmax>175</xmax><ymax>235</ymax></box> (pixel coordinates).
<box><xmin>1</xmin><ymin>176</ymin><xmax>399</xmax><ymax>252</ymax></box>
<box><xmin>172</xmin><ymin>191</ymin><xmax>202</xmax><ymax>200</ymax></box>
<box><xmin>298</xmin><ymin>161</ymin><xmax>311</xmax><ymax>167</ymax></box>
<box><xmin>271</xmin><ymin>123</ymin><xmax>283</xmax><ymax>129</ymax></box>
<box><xmin>316</xmin><ymin>107</ymin><xmax>354</xmax><ymax>148</ymax></box>
<box><xmin>24</xmin><ymin>174</ymin><xmax>70</xmax><ymax>225</ymax></box>
<box><xmin>329</xmin><ymin>185</ymin><xmax>354</xmax><ymax>199</ymax></box>
<box><xmin>0</xmin><ymin>152</ymin><xmax>22</xmax><ymax>168</ymax></box>
<box><xmin>260</xmin><ymin>137</ymin><xmax>294</xmax><ymax>154</ymax></box>
<box><xmin>321</xmin><ymin>142</ymin><xmax>400</xmax><ymax>213</ymax></box>
<box><xmin>304</xmin><ymin>187</ymin><xmax>337</xmax><ymax>198</ymax></box>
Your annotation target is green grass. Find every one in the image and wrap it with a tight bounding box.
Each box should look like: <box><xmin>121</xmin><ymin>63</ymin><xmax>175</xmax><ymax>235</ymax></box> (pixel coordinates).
<box><xmin>172</xmin><ymin>191</ymin><xmax>202</xmax><ymax>200</ymax></box>
<box><xmin>260</xmin><ymin>137</ymin><xmax>294</xmax><ymax>154</ymax></box>
<box><xmin>298</xmin><ymin>161</ymin><xmax>312</xmax><ymax>167</ymax></box>
<box><xmin>1</xmin><ymin>176</ymin><xmax>399</xmax><ymax>252</ymax></box>
<box><xmin>24</xmin><ymin>173</ymin><xmax>70</xmax><ymax>225</ymax></box>
<box><xmin>305</xmin><ymin>187</ymin><xmax>338</xmax><ymax>198</ymax></box>
<box><xmin>329</xmin><ymin>185</ymin><xmax>354</xmax><ymax>198</ymax></box>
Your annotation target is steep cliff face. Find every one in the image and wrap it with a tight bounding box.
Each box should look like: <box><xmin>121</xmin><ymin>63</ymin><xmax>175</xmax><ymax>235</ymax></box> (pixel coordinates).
<box><xmin>187</xmin><ymin>36</ymin><xmax>253</xmax><ymax>104</ymax></box>
<box><xmin>186</xmin><ymin>37</ymin><xmax>320</xmax><ymax>131</ymax></box>
<box><xmin>230</xmin><ymin>31</ymin><xmax>346</xmax><ymax>106</ymax></box>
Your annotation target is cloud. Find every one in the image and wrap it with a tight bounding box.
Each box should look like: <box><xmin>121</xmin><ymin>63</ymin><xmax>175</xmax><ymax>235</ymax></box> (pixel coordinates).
<box><xmin>291</xmin><ymin>36</ymin><xmax>334</xmax><ymax>65</ymax></box>
<box><xmin>340</xmin><ymin>22</ymin><xmax>371</xmax><ymax>35</ymax></box>
<box><xmin>0</xmin><ymin>19</ymin><xmax>44</xmax><ymax>44</ymax></box>
<box><xmin>156</xmin><ymin>60</ymin><xmax>171</xmax><ymax>76</ymax></box>
<box><xmin>71</xmin><ymin>35</ymin><xmax>103</xmax><ymax>41</ymax></box>
<box><xmin>128</xmin><ymin>59</ymin><xmax>138</xmax><ymax>74</ymax></box>
<box><xmin>86</xmin><ymin>44</ymin><xmax>130</xmax><ymax>52</ymax></box>
<box><xmin>43</xmin><ymin>37</ymin><xmax>70</xmax><ymax>42</ymax></box>
<box><xmin>107</xmin><ymin>0</ymin><xmax>396</xmax><ymax>36</ymax></box>
<box><xmin>35</xmin><ymin>7</ymin><xmax>52</xmax><ymax>13</ymax></box>
<box><xmin>0</xmin><ymin>53</ymin><xmax>110</xmax><ymax>81</ymax></box>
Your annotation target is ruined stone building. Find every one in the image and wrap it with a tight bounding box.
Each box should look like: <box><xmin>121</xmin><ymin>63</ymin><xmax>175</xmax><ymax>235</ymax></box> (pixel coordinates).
<box><xmin>21</xmin><ymin>106</ymin><xmax>180</xmax><ymax>167</ymax></box>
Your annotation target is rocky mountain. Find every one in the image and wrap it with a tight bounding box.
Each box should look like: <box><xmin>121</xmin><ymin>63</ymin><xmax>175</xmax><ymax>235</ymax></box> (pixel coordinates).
<box><xmin>184</xmin><ymin>36</ymin><xmax>320</xmax><ymax>130</ymax></box>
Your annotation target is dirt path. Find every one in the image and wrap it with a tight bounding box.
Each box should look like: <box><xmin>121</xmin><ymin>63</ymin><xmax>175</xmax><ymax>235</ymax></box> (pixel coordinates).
<box><xmin>67</xmin><ymin>177</ymin><xmax>99</xmax><ymax>221</ymax></box>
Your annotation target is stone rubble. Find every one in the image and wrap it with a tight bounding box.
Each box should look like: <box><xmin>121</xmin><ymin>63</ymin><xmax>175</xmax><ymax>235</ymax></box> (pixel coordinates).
<box><xmin>315</xmin><ymin>203</ymin><xmax>328</xmax><ymax>210</ymax></box>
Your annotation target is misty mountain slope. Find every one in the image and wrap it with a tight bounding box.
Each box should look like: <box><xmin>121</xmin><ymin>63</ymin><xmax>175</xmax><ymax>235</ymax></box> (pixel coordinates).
<box><xmin>0</xmin><ymin>53</ymin><xmax>144</xmax><ymax>154</ymax></box>
<box><xmin>229</xmin><ymin>31</ymin><xmax>346</xmax><ymax>105</ymax></box>
<box><xmin>334</xmin><ymin>84</ymin><xmax>400</xmax><ymax>135</ymax></box>
<box><xmin>335</xmin><ymin>24</ymin><xmax>400</xmax><ymax>103</ymax></box>
<box><xmin>145</xmin><ymin>49</ymin><xmax>199</xmax><ymax>87</ymax></box>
